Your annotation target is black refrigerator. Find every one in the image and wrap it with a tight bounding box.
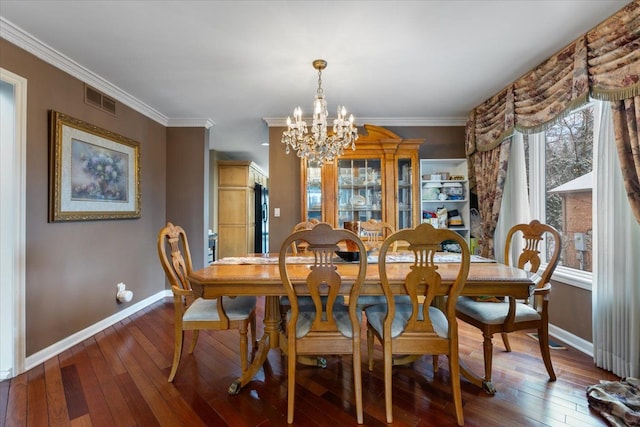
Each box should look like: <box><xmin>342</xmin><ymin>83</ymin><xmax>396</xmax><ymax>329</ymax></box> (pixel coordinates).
<box><xmin>254</xmin><ymin>183</ymin><xmax>269</xmax><ymax>253</ymax></box>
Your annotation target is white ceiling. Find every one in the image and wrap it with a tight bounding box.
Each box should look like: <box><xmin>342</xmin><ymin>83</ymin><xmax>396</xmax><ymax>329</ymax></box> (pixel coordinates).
<box><xmin>0</xmin><ymin>1</ymin><xmax>629</xmax><ymax>173</ymax></box>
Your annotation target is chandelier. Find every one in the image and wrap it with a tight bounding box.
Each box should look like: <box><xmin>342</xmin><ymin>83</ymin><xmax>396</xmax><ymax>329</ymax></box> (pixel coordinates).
<box><xmin>282</xmin><ymin>59</ymin><xmax>358</xmax><ymax>163</ymax></box>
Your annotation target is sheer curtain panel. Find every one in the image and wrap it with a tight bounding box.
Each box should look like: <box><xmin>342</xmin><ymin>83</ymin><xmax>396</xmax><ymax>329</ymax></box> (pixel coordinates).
<box><xmin>593</xmin><ymin>101</ymin><xmax>640</xmax><ymax>378</ymax></box>
<box><xmin>494</xmin><ymin>132</ymin><xmax>531</xmax><ymax>263</ymax></box>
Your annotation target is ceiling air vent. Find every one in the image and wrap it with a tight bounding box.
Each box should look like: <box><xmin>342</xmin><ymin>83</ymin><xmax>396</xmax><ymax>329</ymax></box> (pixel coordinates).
<box><xmin>85</xmin><ymin>85</ymin><xmax>117</xmax><ymax>115</ymax></box>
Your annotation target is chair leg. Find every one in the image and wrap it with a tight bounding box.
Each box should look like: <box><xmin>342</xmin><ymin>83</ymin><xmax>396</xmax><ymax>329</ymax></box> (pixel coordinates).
<box><xmin>500</xmin><ymin>332</ymin><xmax>512</xmax><ymax>352</ymax></box>
<box><xmin>448</xmin><ymin>353</ymin><xmax>464</xmax><ymax>426</ymax></box>
<box><xmin>287</xmin><ymin>348</ymin><xmax>297</xmax><ymax>423</ymax></box>
<box><xmin>383</xmin><ymin>341</ymin><xmax>393</xmax><ymax>424</ymax></box>
<box><xmin>432</xmin><ymin>355</ymin><xmax>439</xmax><ymax>373</ymax></box>
<box><xmin>367</xmin><ymin>326</ymin><xmax>374</xmax><ymax>371</ymax></box>
<box><xmin>537</xmin><ymin>325</ymin><xmax>556</xmax><ymax>381</ymax></box>
<box><xmin>188</xmin><ymin>330</ymin><xmax>199</xmax><ymax>354</ymax></box>
<box><xmin>239</xmin><ymin>323</ymin><xmax>248</xmax><ymax>373</ymax></box>
<box><xmin>353</xmin><ymin>343</ymin><xmax>364</xmax><ymax>424</ymax></box>
<box><xmin>482</xmin><ymin>332</ymin><xmax>494</xmax><ymax>383</ymax></box>
<box><xmin>168</xmin><ymin>329</ymin><xmax>184</xmax><ymax>382</ymax></box>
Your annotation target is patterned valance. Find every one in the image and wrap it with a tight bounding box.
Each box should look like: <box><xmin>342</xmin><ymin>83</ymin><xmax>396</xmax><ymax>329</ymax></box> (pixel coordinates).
<box><xmin>466</xmin><ymin>0</ymin><xmax>640</xmax><ymax>154</ymax></box>
<box><xmin>587</xmin><ymin>1</ymin><xmax>640</xmax><ymax>101</ymax></box>
<box><xmin>466</xmin><ymin>87</ymin><xmax>514</xmax><ymax>154</ymax></box>
<box><xmin>513</xmin><ymin>36</ymin><xmax>589</xmax><ymax>134</ymax></box>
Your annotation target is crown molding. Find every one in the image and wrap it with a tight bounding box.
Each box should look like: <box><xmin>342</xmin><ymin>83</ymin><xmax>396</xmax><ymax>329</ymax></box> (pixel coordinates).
<box><xmin>1</xmin><ymin>17</ymin><xmax>174</xmax><ymax>126</ymax></box>
<box><xmin>263</xmin><ymin>116</ymin><xmax>467</xmax><ymax>127</ymax></box>
<box><xmin>166</xmin><ymin>118</ymin><xmax>215</xmax><ymax>129</ymax></box>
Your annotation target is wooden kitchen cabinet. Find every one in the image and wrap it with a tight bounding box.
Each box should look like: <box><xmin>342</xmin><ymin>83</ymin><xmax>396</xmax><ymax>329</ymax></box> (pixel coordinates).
<box><xmin>301</xmin><ymin>125</ymin><xmax>423</xmax><ymax>230</ymax></box>
<box><xmin>218</xmin><ymin>160</ymin><xmax>267</xmax><ymax>258</ymax></box>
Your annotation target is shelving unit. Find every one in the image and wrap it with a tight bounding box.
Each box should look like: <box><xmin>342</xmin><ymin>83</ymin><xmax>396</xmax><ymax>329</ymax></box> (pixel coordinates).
<box><xmin>420</xmin><ymin>158</ymin><xmax>470</xmax><ymax>245</ymax></box>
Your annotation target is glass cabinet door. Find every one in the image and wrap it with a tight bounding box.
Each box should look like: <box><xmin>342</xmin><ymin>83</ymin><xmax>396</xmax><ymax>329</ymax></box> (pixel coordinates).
<box><xmin>305</xmin><ymin>161</ymin><xmax>323</xmax><ymax>222</ymax></box>
<box><xmin>336</xmin><ymin>158</ymin><xmax>382</xmax><ymax>228</ymax></box>
<box><xmin>397</xmin><ymin>158</ymin><xmax>413</xmax><ymax>230</ymax></box>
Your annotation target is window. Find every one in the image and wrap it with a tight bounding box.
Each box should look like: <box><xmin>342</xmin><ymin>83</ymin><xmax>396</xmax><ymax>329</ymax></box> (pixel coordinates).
<box><xmin>524</xmin><ymin>104</ymin><xmax>594</xmax><ymax>286</ymax></box>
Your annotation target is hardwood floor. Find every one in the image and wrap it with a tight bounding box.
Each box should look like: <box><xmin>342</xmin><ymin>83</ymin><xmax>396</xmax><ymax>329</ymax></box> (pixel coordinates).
<box><xmin>1</xmin><ymin>297</ymin><xmax>619</xmax><ymax>426</ymax></box>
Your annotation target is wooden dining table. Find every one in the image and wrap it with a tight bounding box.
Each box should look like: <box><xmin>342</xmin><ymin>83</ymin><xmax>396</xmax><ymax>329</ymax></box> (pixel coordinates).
<box><xmin>188</xmin><ymin>253</ymin><xmax>535</xmax><ymax>396</ymax></box>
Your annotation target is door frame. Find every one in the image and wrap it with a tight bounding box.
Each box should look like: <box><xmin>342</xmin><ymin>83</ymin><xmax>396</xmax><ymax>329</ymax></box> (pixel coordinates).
<box><xmin>0</xmin><ymin>67</ymin><xmax>27</xmax><ymax>379</ymax></box>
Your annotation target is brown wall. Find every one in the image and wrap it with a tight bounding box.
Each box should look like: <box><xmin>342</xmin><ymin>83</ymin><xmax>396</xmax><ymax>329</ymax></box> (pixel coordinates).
<box><xmin>166</xmin><ymin>127</ymin><xmax>209</xmax><ymax>270</ymax></box>
<box><xmin>549</xmin><ymin>281</ymin><xmax>593</xmax><ymax>341</ymax></box>
<box><xmin>1</xmin><ymin>39</ymin><xmax>169</xmax><ymax>356</ymax></box>
<box><xmin>268</xmin><ymin>126</ymin><xmax>302</xmax><ymax>254</ymax></box>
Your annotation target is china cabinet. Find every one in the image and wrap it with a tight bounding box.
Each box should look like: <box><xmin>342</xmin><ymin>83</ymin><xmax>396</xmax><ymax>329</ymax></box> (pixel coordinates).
<box><xmin>218</xmin><ymin>160</ymin><xmax>268</xmax><ymax>258</ymax></box>
<box><xmin>301</xmin><ymin>125</ymin><xmax>422</xmax><ymax>230</ymax></box>
<box><xmin>420</xmin><ymin>158</ymin><xmax>470</xmax><ymax>245</ymax></box>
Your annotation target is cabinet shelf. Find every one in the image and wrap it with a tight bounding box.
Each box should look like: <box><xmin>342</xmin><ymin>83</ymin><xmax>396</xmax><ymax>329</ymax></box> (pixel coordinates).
<box><xmin>420</xmin><ymin>158</ymin><xmax>471</xmax><ymax>246</ymax></box>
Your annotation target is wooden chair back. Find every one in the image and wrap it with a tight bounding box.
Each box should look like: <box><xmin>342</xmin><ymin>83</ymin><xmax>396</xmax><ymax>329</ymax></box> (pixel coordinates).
<box><xmin>158</xmin><ymin>222</ymin><xmax>197</xmax><ymax>306</ymax></box>
<box><xmin>505</xmin><ymin>219</ymin><xmax>561</xmax><ymax>293</ymax></box>
<box><xmin>359</xmin><ymin>218</ymin><xmax>396</xmax><ymax>252</ymax></box>
<box><xmin>290</xmin><ymin>219</ymin><xmax>327</xmax><ymax>254</ymax></box>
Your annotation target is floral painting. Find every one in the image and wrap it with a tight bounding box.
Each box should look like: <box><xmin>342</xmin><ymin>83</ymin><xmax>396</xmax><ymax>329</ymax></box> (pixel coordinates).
<box><xmin>71</xmin><ymin>139</ymin><xmax>129</xmax><ymax>202</ymax></box>
<box><xmin>49</xmin><ymin>111</ymin><xmax>140</xmax><ymax>221</ymax></box>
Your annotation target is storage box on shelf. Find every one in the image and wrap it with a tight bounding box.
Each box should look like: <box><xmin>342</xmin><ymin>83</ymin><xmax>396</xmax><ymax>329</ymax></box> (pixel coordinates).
<box><xmin>420</xmin><ymin>158</ymin><xmax>470</xmax><ymax>246</ymax></box>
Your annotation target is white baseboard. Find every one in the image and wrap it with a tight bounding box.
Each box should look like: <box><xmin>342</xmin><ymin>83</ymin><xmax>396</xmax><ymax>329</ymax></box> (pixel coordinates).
<box><xmin>24</xmin><ymin>290</ymin><xmax>171</xmax><ymax>372</ymax></box>
<box><xmin>549</xmin><ymin>323</ymin><xmax>593</xmax><ymax>357</ymax></box>
<box><xmin>0</xmin><ymin>368</ymin><xmax>12</xmax><ymax>381</ymax></box>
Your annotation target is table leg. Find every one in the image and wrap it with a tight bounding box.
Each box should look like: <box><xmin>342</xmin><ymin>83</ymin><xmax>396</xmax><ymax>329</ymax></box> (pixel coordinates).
<box><xmin>228</xmin><ymin>296</ymin><xmax>282</xmax><ymax>394</ymax></box>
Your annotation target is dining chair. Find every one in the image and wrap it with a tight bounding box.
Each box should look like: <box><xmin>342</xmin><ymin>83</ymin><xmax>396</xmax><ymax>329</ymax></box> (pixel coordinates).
<box><xmin>355</xmin><ymin>219</ymin><xmax>398</xmax><ymax>310</ymax></box>
<box><xmin>157</xmin><ymin>222</ymin><xmax>257</xmax><ymax>382</ymax></box>
<box><xmin>359</xmin><ymin>218</ymin><xmax>397</xmax><ymax>253</ymax></box>
<box><xmin>455</xmin><ymin>220</ymin><xmax>562</xmax><ymax>393</ymax></box>
<box><xmin>279</xmin><ymin>223</ymin><xmax>368</xmax><ymax>424</ymax></box>
<box><xmin>290</xmin><ymin>218</ymin><xmax>322</xmax><ymax>255</ymax></box>
<box><xmin>365</xmin><ymin>223</ymin><xmax>469</xmax><ymax>425</ymax></box>
<box><xmin>282</xmin><ymin>219</ymin><xmax>334</xmax><ymax>368</ymax></box>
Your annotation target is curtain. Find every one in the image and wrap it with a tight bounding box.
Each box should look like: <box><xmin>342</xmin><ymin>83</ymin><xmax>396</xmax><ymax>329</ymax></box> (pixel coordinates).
<box><xmin>466</xmin><ymin>90</ymin><xmax>513</xmax><ymax>259</ymax></box>
<box><xmin>470</xmin><ymin>138</ymin><xmax>511</xmax><ymax>258</ymax></box>
<box><xmin>494</xmin><ymin>133</ymin><xmax>531</xmax><ymax>263</ymax></box>
<box><xmin>587</xmin><ymin>0</ymin><xmax>640</xmax><ymax>224</ymax></box>
<box><xmin>593</xmin><ymin>101</ymin><xmax>640</xmax><ymax>378</ymax></box>
<box><xmin>611</xmin><ymin>97</ymin><xmax>640</xmax><ymax>224</ymax></box>
<box><xmin>513</xmin><ymin>36</ymin><xmax>589</xmax><ymax>133</ymax></box>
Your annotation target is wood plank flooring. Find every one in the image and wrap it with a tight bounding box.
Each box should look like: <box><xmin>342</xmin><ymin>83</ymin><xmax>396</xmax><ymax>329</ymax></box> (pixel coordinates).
<box><xmin>1</xmin><ymin>297</ymin><xmax>619</xmax><ymax>426</ymax></box>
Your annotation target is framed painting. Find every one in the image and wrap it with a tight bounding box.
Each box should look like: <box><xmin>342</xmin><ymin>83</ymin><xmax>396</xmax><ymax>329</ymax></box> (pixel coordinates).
<box><xmin>49</xmin><ymin>110</ymin><xmax>141</xmax><ymax>221</ymax></box>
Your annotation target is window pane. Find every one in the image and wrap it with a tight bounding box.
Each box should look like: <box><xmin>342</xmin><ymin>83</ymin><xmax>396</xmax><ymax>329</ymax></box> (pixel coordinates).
<box><xmin>545</xmin><ymin>106</ymin><xmax>593</xmax><ymax>272</ymax></box>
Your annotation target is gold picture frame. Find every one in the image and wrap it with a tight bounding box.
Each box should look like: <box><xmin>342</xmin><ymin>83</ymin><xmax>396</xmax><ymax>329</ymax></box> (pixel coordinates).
<box><xmin>49</xmin><ymin>110</ymin><xmax>141</xmax><ymax>221</ymax></box>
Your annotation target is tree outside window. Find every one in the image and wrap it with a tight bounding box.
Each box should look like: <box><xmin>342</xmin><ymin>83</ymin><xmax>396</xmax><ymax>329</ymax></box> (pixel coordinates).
<box><xmin>525</xmin><ymin>105</ymin><xmax>594</xmax><ymax>272</ymax></box>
